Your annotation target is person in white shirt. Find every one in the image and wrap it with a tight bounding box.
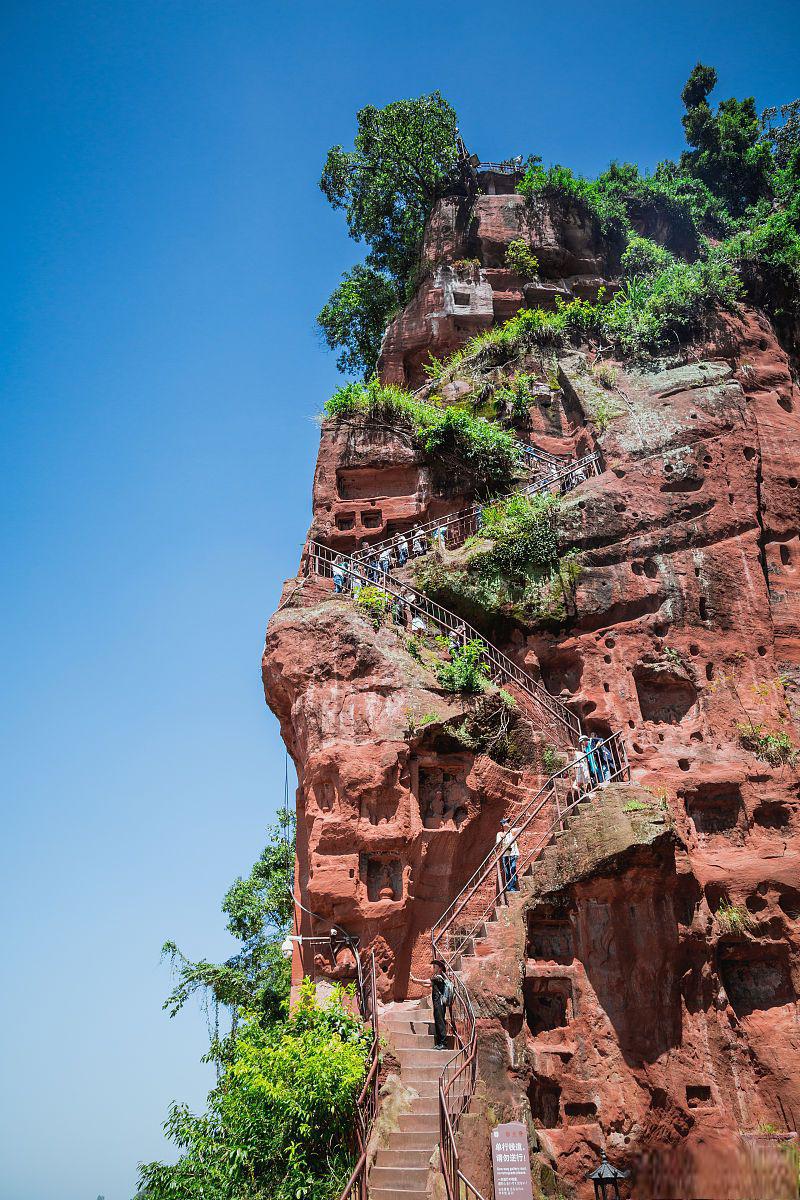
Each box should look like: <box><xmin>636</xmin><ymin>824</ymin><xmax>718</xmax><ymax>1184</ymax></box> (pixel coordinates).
<box><xmin>495</xmin><ymin>818</ymin><xmax>521</xmax><ymax>892</ymax></box>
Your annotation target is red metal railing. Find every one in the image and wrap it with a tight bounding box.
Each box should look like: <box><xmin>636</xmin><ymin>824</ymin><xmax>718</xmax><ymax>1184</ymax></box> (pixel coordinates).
<box><xmin>338</xmin><ymin>951</ymin><xmax>379</xmax><ymax>1200</ymax></box>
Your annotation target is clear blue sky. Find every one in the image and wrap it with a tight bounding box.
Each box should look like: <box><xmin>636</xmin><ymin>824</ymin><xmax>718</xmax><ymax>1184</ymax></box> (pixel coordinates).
<box><xmin>1</xmin><ymin>2</ymin><xmax>797</xmax><ymax>1197</ymax></box>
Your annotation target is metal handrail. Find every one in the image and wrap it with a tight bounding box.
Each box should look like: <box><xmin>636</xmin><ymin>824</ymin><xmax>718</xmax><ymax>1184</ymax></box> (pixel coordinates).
<box><xmin>304</xmin><ymin>540</ymin><xmax>581</xmax><ymax>744</ymax></box>
<box><xmin>348</xmin><ymin>451</ymin><xmax>601</xmax><ymax>567</ymax></box>
<box><xmin>433</xmin><ymin>732</ymin><xmax>629</xmax><ymax>964</ymax></box>
<box><xmin>338</xmin><ymin>950</ymin><xmax>379</xmax><ymax>1200</ymax></box>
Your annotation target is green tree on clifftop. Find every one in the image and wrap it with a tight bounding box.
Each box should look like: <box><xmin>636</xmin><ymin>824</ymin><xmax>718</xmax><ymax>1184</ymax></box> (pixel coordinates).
<box><xmin>317</xmin><ymin>91</ymin><xmax>459</xmax><ymax>376</ymax></box>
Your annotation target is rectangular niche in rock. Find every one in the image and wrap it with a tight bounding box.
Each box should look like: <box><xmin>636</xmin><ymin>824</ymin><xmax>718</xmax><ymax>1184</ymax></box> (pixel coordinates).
<box><xmin>718</xmin><ymin>946</ymin><xmax>794</xmax><ymax>1017</ymax></box>
<box><xmin>334</xmin><ymin>512</ymin><xmax>356</xmax><ymax>531</ymax></box>
<box><xmin>360</xmin><ymin>508</ymin><xmax>383</xmax><ymax>529</ymax></box>
<box><xmin>686</xmin><ymin>1085</ymin><xmax>713</xmax><ymax>1108</ymax></box>
<box><xmin>523</xmin><ymin>976</ymin><xmax>573</xmax><ymax>1035</ymax></box>
<box><xmin>527</xmin><ymin>905</ymin><xmax>575</xmax><ymax>963</ymax></box>
<box><xmin>683</xmin><ymin>782</ymin><xmax>742</xmax><ymax>835</ymax></box>
<box><xmin>417</xmin><ymin>764</ymin><xmax>468</xmax><ymax>829</ymax></box>
<box><xmin>528</xmin><ymin>1077</ymin><xmax>561</xmax><ymax>1128</ymax></box>
<box><xmin>563</xmin><ymin>1101</ymin><xmax>598</xmax><ymax>1126</ymax></box>
<box><xmin>362</xmin><ymin>855</ymin><xmax>403</xmax><ymax>903</ymax></box>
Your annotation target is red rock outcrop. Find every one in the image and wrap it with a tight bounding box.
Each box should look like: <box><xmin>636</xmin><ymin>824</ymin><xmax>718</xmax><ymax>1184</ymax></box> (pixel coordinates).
<box><xmin>263</xmin><ymin>186</ymin><xmax>800</xmax><ymax>1198</ymax></box>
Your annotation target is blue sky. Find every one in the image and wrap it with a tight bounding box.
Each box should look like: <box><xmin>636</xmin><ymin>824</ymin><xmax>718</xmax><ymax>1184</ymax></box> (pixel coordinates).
<box><xmin>1</xmin><ymin>2</ymin><xmax>797</xmax><ymax>1197</ymax></box>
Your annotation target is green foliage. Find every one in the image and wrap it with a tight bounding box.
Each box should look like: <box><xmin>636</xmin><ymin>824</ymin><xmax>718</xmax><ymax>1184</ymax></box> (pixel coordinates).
<box><xmin>542</xmin><ymin>746</ymin><xmax>566</xmax><ymax>774</ymax></box>
<box><xmin>493</xmin><ymin>373</ymin><xmax>537</xmax><ymax>424</ymax></box>
<box><xmin>623</xmin><ymin>799</ymin><xmax>648</xmax><ymax>813</ymax></box>
<box><xmin>354</xmin><ymin>585</ymin><xmax>389</xmax><ymax>627</ymax></box>
<box><xmin>436</xmin><ymin>638</ymin><xmax>490</xmax><ymax>693</ymax></box>
<box><xmin>318</xmin><ymin>92</ymin><xmax>459</xmax><ymax>376</ymax></box>
<box><xmin>738</xmin><ymin>723</ymin><xmax>799</xmax><ymax>767</ymax></box>
<box><xmin>317</xmin><ymin>264</ymin><xmax>401</xmax><ymax>377</ymax></box>
<box><xmin>680</xmin><ymin>63</ymin><xmax>773</xmax><ymax>218</ymax></box>
<box><xmin>480</xmin><ymin>492</ymin><xmax>561</xmax><ymax>576</ymax></box>
<box><xmin>715</xmin><ymin>901</ymin><xmax>753</xmax><ymax>934</ymax></box>
<box><xmin>517</xmin><ymin>162</ymin><xmax>629</xmax><ymax>249</ymax></box>
<box><xmin>504</xmin><ymin>238</ymin><xmax>539</xmax><ymax>278</ymax></box>
<box><xmin>161</xmin><ymin>821</ymin><xmax>294</xmax><ymax>1027</ymax></box>
<box><xmin>137</xmin><ymin>981</ymin><xmax>370</xmax><ymax>1200</ymax></box>
<box><xmin>323</xmin><ymin>378</ymin><xmax>521</xmax><ymax>492</ymax></box>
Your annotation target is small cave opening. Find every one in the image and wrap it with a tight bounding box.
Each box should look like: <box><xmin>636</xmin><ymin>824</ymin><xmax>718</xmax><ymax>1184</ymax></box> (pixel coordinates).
<box><xmin>335</xmin><ymin>512</ymin><xmax>356</xmax><ymax>531</ymax></box>
<box><xmin>684</xmin><ymin>783</ymin><xmax>742</xmax><ymax>834</ymax></box>
<box><xmin>778</xmin><ymin>888</ymin><xmax>800</xmax><ymax>921</ymax></box>
<box><xmin>523</xmin><ymin>976</ymin><xmax>572</xmax><ymax>1035</ymax></box>
<box><xmin>753</xmin><ymin>801</ymin><xmax>791</xmax><ymax>829</ymax></box>
<box><xmin>780</xmin><ymin>545</ymin><xmax>792</xmax><ymax>566</ymax></box>
<box><xmin>363</xmin><ymin>856</ymin><xmax>403</xmax><ymax>903</ymax></box>
<box><xmin>538</xmin><ymin>648</ymin><xmax>584</xmax><ymax>695</ymax></box>
<box><xmin>527</xmin><ymin>908</ymin><xmax>575</xmax><ymax>963</ymax></box>
<box><xmin>686</xmin><ymin>1085</ymin><xmax>713</xmax><ymax>1108</ymax></box>
<box><xmin>675</xmin><ymin>873</ymin><xmax>703</xmax><ymax>925</ymax></box>
<box><xmin>563</xmin><ymin>1101</ymin><xmax>598</xmax><ymax>1125</ymax></box>
<box><xmin>633</xmin><ymin>661</ymin><xmax>698</xmax><ymax>725</ymax></box>
<box><xmin>718</xmin><ymin>946</ymin><xmax>794</xmax><ymax>1017</ymax></box>
<box><xmin>528</xmin><ymin>1077</ymin><xmax>561</xmax><ymax>1128</ymax></box>
<box><xmin>417</xmin><ymin>763</ymin><xmax>468</xmax><ymax>829</ymax></box>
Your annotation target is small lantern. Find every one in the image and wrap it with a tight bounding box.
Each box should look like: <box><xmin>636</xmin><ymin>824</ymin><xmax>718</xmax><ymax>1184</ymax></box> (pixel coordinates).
<box><xmin>587</xmin><ymin>1150</ymin><xmax>629</xmax><ymax>1200</ymax></box>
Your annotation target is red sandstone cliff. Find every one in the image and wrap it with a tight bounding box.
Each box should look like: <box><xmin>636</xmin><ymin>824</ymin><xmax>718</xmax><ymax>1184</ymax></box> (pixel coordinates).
<box><xmin>263</xmin><ymin>194</ymin><xmax>800</xmax><ymax>1199</ymax></box>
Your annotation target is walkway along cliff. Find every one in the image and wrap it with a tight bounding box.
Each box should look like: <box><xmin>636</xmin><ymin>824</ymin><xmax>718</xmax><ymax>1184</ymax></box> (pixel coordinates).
<box><xmin>263</xmin><ymin>167</ymin><xmax>800</xmax><ymax>1200</ymax></box>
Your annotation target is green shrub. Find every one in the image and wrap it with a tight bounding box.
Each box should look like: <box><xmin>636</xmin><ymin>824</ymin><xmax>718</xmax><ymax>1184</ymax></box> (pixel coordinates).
<box><xmin>504</xmin><ymin>238</ymin><xmax>539</xmax><ymax>278</ymax></box>
<box><xmin>323</xmin><ymin>378</ymin><xmax>521</xmax><ymax>492</ymax></box>
<box><xmin>480</xmin><ymin>492</ymin><xmax>561</xmax><ymax>575</ymax></box>
<box><xmin>493</xmin><ymin>372</ymin><xmax>538</xmax><ymax>424</ymax></box>
<box><xmin>623</xmin><ymin>799</ymin><xmax>648</xmax><ymax>813</ymax></box>
<box><xmin>436</xmin><ymin>639</ymin><xmax>490</xmax><ymax>693</ymax></box>
<box><xmin>738</xmin><ymin>723</ymin><xmax>798</xmax><ymax>766</ymax></box>
<box><xmin>137</xmin><ymin>980</ymin><xmax>370</xmax><ymax>1200</ymax></box>
<box><xmin>355</xmin><ymin>585</ymin><xmax>390</xmax><ymax>627</ymax></box>
<box><xmin>715</xmin><ymin>901</ymin><xmax>753</xmax><ymax>934</ymax></box>
<box><xmin>542</xmin><ymin>746</ymin><xmax>566</xmax><ymax>774</ymax></box>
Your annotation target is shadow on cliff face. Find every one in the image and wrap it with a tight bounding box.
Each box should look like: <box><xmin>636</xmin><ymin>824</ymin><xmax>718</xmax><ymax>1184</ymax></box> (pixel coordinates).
<box><xmin>573</xmin><ymin>843</ymin><xmax>683</xmax><ymax>1065</ymax></box>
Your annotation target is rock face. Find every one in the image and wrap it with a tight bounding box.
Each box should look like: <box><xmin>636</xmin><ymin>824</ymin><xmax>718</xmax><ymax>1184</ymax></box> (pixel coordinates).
<box><xmin>263</xmin><ymin>191</ymin><xmax>800</xmax><ymax>1198</ymax></box>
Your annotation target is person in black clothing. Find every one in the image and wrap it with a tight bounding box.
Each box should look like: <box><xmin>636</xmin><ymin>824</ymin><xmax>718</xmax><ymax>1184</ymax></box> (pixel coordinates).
<box><xmin>411</xmin><ymin>957</ymin><xmax>453</xmax><ymax>1049</ymax></box>
<box><xmin>430</xmin><ymin>958</ymin><xmax>451</xmax><ymax>1050</ymax></box>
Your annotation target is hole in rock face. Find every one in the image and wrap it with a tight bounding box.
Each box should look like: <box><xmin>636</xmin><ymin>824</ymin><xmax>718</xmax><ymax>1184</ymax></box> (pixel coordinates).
<box><xmin>690</xmin><ymin>731</ymin><xmax>703</xmax><ymax>742</ymax></box>
<box><xmin>779</xmin><ymin>888</ymin><xmax>800</xmax><ymax>920</ymax></box>
<box><xmin>605</xmin><ymin>636</ymin><xmax>616</xmax><ymax>649</ymax></box>
<box><xmin>632</xmin><ymin>561</ymin><xmax>643</xmax><ymax>575</ymax></box>
<box><xmin>527</xmin><ymin>907</ymin><xmax>574</xmax><ymax>963</ymax></box>
<box><xmin>789</xmin><ymin>478</ymin><xmax>798</xmax><ymax>489</ymax></box>
<box><xmin>678</xmin><ymin>758</ymin><xmax>690</xmax><ymax>771</ymax></box>
<box><xmin>753</xmin><ymin>802</ymin><xmax>790</xmax><ymax>829</ymax></box>
<box><xmin>335</xmin><ymin>512</ymin><xmax>356</xmax><ymax>531</ymax></box>
<box><xmin>361</xmin><ymin>509</ymin><xmax>383</xmax><ymax>529</ymax></box>
<box><xmin>603</xmin><ymin>682</ymin><xmax>610</xmax><ymax>693</ymax></box>
<box><xmin>780</xmin><ymin>545</ymin><xmax>792</xmax><ymax>566</ymax></box>
<box><xmin>364</xmin><ymin>857</ymin><xmax>402</xmax><ymax>902</ymax></box>
<box><xmin>417</xmin><ymin>765</ymin><xmax>468</xmax><ymax>829</ymax></box>
<box><xmin>634</xmin><ymin>662</ymin><xmax>697</xmax><ymax>725</ymax></box>
<box><xmin>699</xmin><ymin>597</ymin><xmax>709</xmax><ymax>621</ymax></box>
<box><xmin>759</xmin><ymin>337</ymin><xmax>769</xmax><ymax>350</ymax></box>
<box><xmin>676</xmin><ymin>873</ymin><xmax>702</xmax><ymax>925</ymax></box>
<box><xmin>528</xmin><ymin>1078</ymin><xmax>561</xmax><ymax>1128</ymax></box>
<box><xmin>757</xmin><ymin>646</ymin><xmax>767</xmax><ymax>656</ymax></box>
<box><xmin>690</xmin><ymin>644</ymin><xmax>700</xmax><ymax>656</ymax></box>
<box><xmin>337</xmin><ymin>464</ymin><xmax>420</xmax><ymax>500</ymax></box>
<box><xmin>613</xmin><ymin>468</ymin><xmax>626</xmax><ymax>478</ymax></box>
<box><xmin>686</xmin><ymin>1085</ymin><xmax>712</xmax><ymax>1108</ymax></box>
<box><xmin>563</xmin><ymin>1101</ymin><xmax>597</xmax><ymax>1124</ymax></box>
<box><xmin>703</xmin><ymin>454</ymin><xmax>713</xmax><ymax>466</ymax></box>
<box><xmin>614</xmin><ymin>502</ymin><xmax>627</xmax><ymax>512</ymax></box>
<box><xmin>745</xmin><ymin>893</ymin><xmax>768</xmax><ymax>913</ymax></box>
<box><xmin>644</xmin><ymin>559</ymin><xmax>659</xmax><ymax>579</ymax></box>
<box><xmin>653</xmin><ymin>621</ymin><xmax>669</xmax><ymax>636</ymax></box>
<box><xmin>719</xmin><ymin>947</ymin><xmax>794</xmax><ymax>1017</ymax></box>
<box><xmin>777</xmin><ymin>394</ymin><xmax>793</xmax><ymax>413</ymax></box>
<box><xmin>664</xmin><ymin>463</ymin><xmax>674</xmax><ymax>474</ymax></box>
<box><xmin>523</xmin><ymin>977</ymin><xmax>572</xmax><ymax>1034</ymax></box>
<box><xmin>744</xmin><ymin>447</ymin><xmax>756</xmax><ymax>461</ymax></box>
<box><xmin>633</xmin><ymin>742</ymin><xmax>644</xmax><ymax>754</ymax></box>
<box><xmin>685</xmin><ymin>783</ymin><xmax>742</xmax><ymax>833</ymax></box>
<box><xmin>627</xmin><ymin>719</ymin><xmax>635</xmax><ymax>728</ymax></box>
<box><xmin>452</xmin><ymin>290</ymin><xmax>470</xmax><ymax>306</ymax></box>
<box><xmin>604</xmin><ymin>654</ymin><xmax>612</xmax><ymax>664</ymax></box>
<box><xmin>705</xmin><ymin>662</ymin><xmax>714</xmax><ymax>681</ymax></box>
<box><xmin>539</xmin><ymin>650</ymin><xmax>584</xmax><ymax>696</ymax></box>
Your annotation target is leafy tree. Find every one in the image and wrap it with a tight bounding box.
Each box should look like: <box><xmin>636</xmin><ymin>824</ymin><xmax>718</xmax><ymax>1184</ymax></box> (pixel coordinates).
<box><xmin>317</xmin><ymin>263</ymin><xmax>401</xmax><ymax>376</ymax></box>
<box><xmin>318</xmin><ymin>92</ymin><xmax>459</xmax><ymax>376</ymax></box>
<box><xmin>679</xmin><ymin>62</ymin><xmax>773</xmax><ymax>217</ymax></box>
<box><xmin>137</xmin><ymin>981</ymin><xmax>370</xmax><ymax>1200</ymax></box>
<box><xmin>161</xmin><ymin>819</ymin><xmax>295</xmax><ymax>1030</ymax></box>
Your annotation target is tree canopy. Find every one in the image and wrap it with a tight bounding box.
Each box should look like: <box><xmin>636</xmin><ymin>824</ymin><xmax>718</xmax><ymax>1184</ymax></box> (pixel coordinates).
<box><xmin>317</xmin><ymin>91</ymin><xmax>459</xmax><ymax>377</ymax></box>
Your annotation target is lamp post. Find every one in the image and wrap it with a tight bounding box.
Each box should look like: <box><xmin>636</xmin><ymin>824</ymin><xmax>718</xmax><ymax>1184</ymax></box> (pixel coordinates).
<box><xmin>587</xmin><ymin>1150</ymin><xmax>629</xmax><ymax>1200</ymax></box>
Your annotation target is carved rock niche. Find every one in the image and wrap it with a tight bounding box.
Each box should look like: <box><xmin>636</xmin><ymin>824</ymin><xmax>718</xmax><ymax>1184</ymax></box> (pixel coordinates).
<box><xmin>416</xmin><ymin>762</ymin><xmax>469</xmax><ymax>830</ymax></box>
<box><xmin>361</xmin><ymin>854</ymin><xmax>403</xmax><ymax>903</ymax></box>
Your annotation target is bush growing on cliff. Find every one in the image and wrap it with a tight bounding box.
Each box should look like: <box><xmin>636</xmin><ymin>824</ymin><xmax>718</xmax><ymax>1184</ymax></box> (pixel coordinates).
<box><xmin>137</xmin><ymin>981</ymin><xmax>370</xmax><ymax>1200</ymax></box>
<box><xmin>504</xmin><ymin>238</ymin><xmax>539</xmax><ymax>278</ymax></box>
<box><xmin>738</xmin><ymin>723</ymin><xmax>798</xmax><ymax>767</ymax></box>
<box><xmin>354</xmin><ymin>585</ymin><xmax>390</xmax><ymax>627</ymax></box>
<box><xmin>324</xmin><ymin>378</ymin><xmax>521</xmax><ymax>492</ymax></box>
<box><xmin>317</xmin><ymin>92</ymin><xmax>459</xmax><ymax>377</ymax></box>
<box><xmin>436</xmin><ymin>639</ymin><xmax>490</xmax><ymax>693</ymax></box>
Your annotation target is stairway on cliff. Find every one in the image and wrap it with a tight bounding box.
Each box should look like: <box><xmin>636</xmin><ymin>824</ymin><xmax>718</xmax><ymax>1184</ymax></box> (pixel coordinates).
<box><xmin>369</xmin><ymin>1002</ymin><xmax>450</xmax><ymax>1200</ymax></box>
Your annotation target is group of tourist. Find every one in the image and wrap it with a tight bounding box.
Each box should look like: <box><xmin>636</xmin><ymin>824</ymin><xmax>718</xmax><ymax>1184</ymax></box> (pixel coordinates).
<box><xmin>573</xmin><ymin>732</ymin><xmax>616</xmax><ymax>790</ymax></box>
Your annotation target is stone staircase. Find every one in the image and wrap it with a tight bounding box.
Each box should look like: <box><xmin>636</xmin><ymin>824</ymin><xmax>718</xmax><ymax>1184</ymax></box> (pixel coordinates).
<box><xmin>370</xmin><ymin>1002</ymin><xmax>450</xmax><ymax>1200</ymax></box>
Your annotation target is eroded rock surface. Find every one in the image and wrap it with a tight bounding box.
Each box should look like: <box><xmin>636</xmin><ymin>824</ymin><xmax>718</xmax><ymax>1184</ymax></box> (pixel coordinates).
<box><xmin>263</xmin><ymin>193</ymin><xmax>800</xmax><ymax>1198</ymax></box>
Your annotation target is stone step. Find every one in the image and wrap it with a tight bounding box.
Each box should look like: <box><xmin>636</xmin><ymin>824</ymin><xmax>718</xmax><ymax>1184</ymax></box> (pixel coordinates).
<box><xmin>374</xmin><ymin>1148</ymin><xmax>433</xmax><ymax>1169</ymax></box>
<box><xmin>397</xmin><ymin>1111</ymin><xmax>440</xmax><ymax>1133</ymax></box>
<box><xmin>371</xmin><ymin>1189</ymin><xmax>429</xmax><ymax>1200</ymax></box>
<box><xmin>396</xmin><ymin>1048</ymin><xmax>452</xmax><ymax>1068</ymax></box>
<box><xmin>387</xmin><ymin>1129</ymin><xmax>439</xmax><ymax>1151</ymax></box>
<box><xmin>404</xmin><ymin>1079</ymin><xmax>439</xmax><ymax>1098</ymax></box>
<box><xmin>403</xmin><ymin>1064</ymin><xmax>445</xmax><ymax>1082</ymax></box>
<box><xmin>370</xmin><ymin>1166</ymin><xmax>429</xmax><ymax>1192</ymax></box>
<box><xmin>387</xmin><ymin>1032</ymin><xmax>437</xmax><ymax>1050</ymax></box>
